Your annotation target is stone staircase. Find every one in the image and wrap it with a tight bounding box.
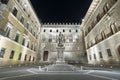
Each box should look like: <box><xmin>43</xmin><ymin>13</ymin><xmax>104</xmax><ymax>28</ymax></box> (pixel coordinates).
<box><xmin>43</xmin><ymin>64</ymin><xmax>78</xmax><ymax>71</ymax></box>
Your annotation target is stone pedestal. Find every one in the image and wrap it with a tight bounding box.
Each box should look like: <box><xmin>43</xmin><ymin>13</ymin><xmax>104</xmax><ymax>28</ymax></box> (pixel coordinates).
<box><xmin>56</xmin><ymin>46</ymin><xmax>65</xmax><ymax>64</ymax></box>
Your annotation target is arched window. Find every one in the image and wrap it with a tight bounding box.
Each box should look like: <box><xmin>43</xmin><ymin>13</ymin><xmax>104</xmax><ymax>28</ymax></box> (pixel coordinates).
<box><xmin>50</xmin><ymin>29</ymin><xmax>52</xmax><ymax>32</ymax></box>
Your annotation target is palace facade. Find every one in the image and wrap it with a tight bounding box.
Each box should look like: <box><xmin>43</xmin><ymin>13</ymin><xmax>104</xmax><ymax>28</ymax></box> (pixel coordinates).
<box><xmin>40</xmin><ymin>23</ymin><xmax>87</xmax><ymax>64</ymax></box>
<box><xmin>81</xmin><ymin>0</ymin><xmax>120</xmax><ymax>65</ymax></box>
<box><xmin>0</xmin><ymin>0</ymin><xmax>41</xmax><ymax>66</ymax></box>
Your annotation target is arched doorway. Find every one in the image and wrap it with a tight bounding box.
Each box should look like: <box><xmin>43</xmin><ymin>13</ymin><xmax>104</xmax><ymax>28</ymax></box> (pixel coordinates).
<box><xmin>43</xmin><ymin>51</ymin><xmax>48</xmax><ymax>61</ymax></box>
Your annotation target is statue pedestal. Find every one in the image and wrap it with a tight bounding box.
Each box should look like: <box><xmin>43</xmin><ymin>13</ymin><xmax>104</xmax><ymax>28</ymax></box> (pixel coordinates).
<box><xmin>56</xmin><ymin>46</ymin><xmax>65</xmax><ymax>64</ymax></box>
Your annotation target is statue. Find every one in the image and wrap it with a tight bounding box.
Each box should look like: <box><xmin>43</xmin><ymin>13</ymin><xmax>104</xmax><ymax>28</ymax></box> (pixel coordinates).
<box><xmin>58</xmin><ymin>32</ymin><xmax>63</xmax><ymax>47</ymax></box>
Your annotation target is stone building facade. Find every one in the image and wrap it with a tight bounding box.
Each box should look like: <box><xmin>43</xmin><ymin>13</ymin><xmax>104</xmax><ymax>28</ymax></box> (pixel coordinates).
<box><xmin>81</xmin><ymin>0</ymin><xmax>120</xmax><ymax>65</ymax></box>
<box><xmin>0</xmin><ymin>0</ymin><xmax>41</xmax><ymax>66</ymax></box>
<box><xmin>40</xmin><ymin>23</ymin><xmax>87</xmax><ymax>64</ymax></box>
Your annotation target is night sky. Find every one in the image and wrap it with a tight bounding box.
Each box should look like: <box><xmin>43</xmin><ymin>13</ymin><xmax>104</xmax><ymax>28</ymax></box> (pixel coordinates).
<box><xmin>30</xmin><ymin>0</ymin><xmax>92</xmax><ymax>24</ymax></box>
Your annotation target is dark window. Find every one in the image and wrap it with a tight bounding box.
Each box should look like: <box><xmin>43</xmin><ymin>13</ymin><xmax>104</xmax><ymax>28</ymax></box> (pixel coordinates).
<box><xmin>63</xmin><ymin>29</ymin><xmax>64</xmax><ymax>32</ymax></box>
<box><xmin>103</xmin><ymin>4</ymin><xmax>110</xmax><ymax>14</ymax></box>
<box><xmin>96</xmin><ymin>14</ymin><xmax>101</xmax><ymax>22</ymax></box>
<box><xmin>14</xmin><ymin>34</ymin><xmax>19</xmax><ymax>42</ymax></box>
<box><xmin>12</xmin><ymin>7</ymin><xmax>18</xmax><ymax>17</ymax></box>
<box><xmin>69</xmin><ymin>29</ymin><xmax>71</xmax><ymax>32</ymax></box>
<box><xmin>99</xmin><ymin>52</ymin><xmax>103</xmax><ymax>58</ymax></box>
<box><xmin>107</xmin><ymin>49</ymin><xmax>112</xmax><ymax>57</ymax></box>
<box><xmin>49</xmin><ymin>38</ymin><xmax>52</xmax><ymax>42</ymax></box>
<box><xmin>4</xmin><ymin>27</ymin><xmax>11</xmax><ymax>37</ymax></box>
<box><xmin>24</xmin><ymin>54</ymin><xmax>27</xmax><ymax>61</ymax></box>
<box><xmin>18</xmin><ymin>53</ymin><xmax>22</xmax><ymax>60</ymax></box>
<box><xmin>50</xmin><ymin>29</ymin><xmax>52</xmax><ymax>32</ymax></box>
<box><xmin>1</xmin><ymin>0</ymin><xmax>9</xmax><ymax>4</ymax></box>
<box><xmin>26</xmin><ymin>23</ymin><xmax>29</xmax><ymax>29</ymax></box>
<box><xmin>27</xmin><ymin>42</ymin><xmax>29</xmax><ymax>48</ymax></box>
<box><xmin>76</xmin><ymin>29</ymin><xmax>78</xmax><ymax>32</ymax></box>
<box><xmin>89</xmin><ymin>55</ymin><xmax>91</xmax><ymax>60</ymax></box>
<box><xmin>29</xmin><ymin>56</ymin><xmax>31</xmax><ymax>61</ymax></box>
<box><xmin>17</xmin><ymin>0</ymin><xmax>19</xmax><ymax>2</ymax></box>
<box><xmin>10</xmin><ymin>50</ymin><xmax>15</xmax><ymax>59</ymax></box>
<box><xmin>0</xmin><ymin>48</ymin><xmax>6</xmax><ymax>58</ymax></box>
<box><xmin>31</xmin><ymin>44</ymin><xmax>33</xmax><ymax>50</ymax></box>
<box><xmin>94</xmin><ymin>54</ymin><xmax>96</xmax><ymax>60</ymax></box>
<box><xmin>43</xmin><ymin>29</ymin><xmax>46</xmax><ymax>32</ymax></box>
<box><xmin>110</xmin><ymin>23</ymin><xmax>118</xmax><ymax>34</ymax></box>
<box><xmin>33</xmin><ymin>57</ymin><xmax>35</xmax><ymax>62</ymax></box>
<box><xmin>22</xmin><ymin>38</ymin><xmax>25</xmax><ymax>46</ymax></box>
<box><xmin>33</xmin><ymin>32</ymin><xmax>35</xmax><ymax>36</ymax></box>
<box><xmin>20</xmin><ymin>16</ymin><xmax>24</xmax><ymax>24</ymax></box>
<box><xmin>56</xmin><ymin>30</ymin><xmax>58</xmax><ymax>32</ymax></box>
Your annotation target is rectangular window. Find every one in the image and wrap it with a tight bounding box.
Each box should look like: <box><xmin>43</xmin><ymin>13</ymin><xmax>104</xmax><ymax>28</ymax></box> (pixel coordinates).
<box><xmin>0</xmin><ymin>48</ymin><xmax>6</xmax><ymax>58</ymax></box>
<box><xmin>99</xmin><ymin>52</ymin><xmax>103</xmax><ymax>58</ymax></box>
<box><xmin>24</xmin><ymin>54</ymin><xmax>27</xmax><ymax>61</ymax></box>
<box><xmin>89</xmin><ymin>55</ymin><xmax>91</xmax><ymax>60</ymax></box>
<box><xmin>33</xmin><ymin>57</ymin><xmax>35</xmax><ymax>62</ymax></box>
<box><xmin>4</xmin><ymin>27</ymin><xmax>11</xmax><ymax>37</ymax></box>
<box><xmin>10</xmin><ymin>50</ymin><xmax>15</xmax><ymax>59</ymax></box>
<box><xmin>20</xmin><ymin>16</ymin><xmax>24</xmax><ymax>24</ymax></box>
<box><xmin>12</xmin><ymin>7</ymin><xmax>18</xmax><ymax>17</ymax></box>
<box><xmin>1</xmin><ymin>0</ymin><xmax>9</xmax><ymax>4</ymax></box>
<box><xmin>26</xmin><ymin>23</ymin><xmax>29</xmax><ymax>29</ymax></box>
<box><xmin>29</xmin><ymin>56</ymin><xmax>31</xmax><ymax>61</ymax></box>
<box><xmin>94</xmin><ymin>54</ymin><xmax>96</xmax><ymax>60</ymax></box>
<box><xmin>14</xmin><ymin>34</ymin><xmax>19</xmax><ymax>42</ymax></box>
<box><xmin>107</xmin><ymin>49</ymin><xmax>112</xmax><ymax>57</ymax></box>
<box><xmin>22</xmin><ymin>38</ymin><xmax>25</xmax><ymax>46</ymax></box>
<box><xmin>18</xmin><ymin>53</ymin><xmax>22</xmax><ymax>60</ymax></box>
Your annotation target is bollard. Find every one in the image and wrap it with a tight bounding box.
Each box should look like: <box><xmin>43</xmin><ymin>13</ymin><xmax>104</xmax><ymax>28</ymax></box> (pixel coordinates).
<box><xmin>81</xmin><ymin>66</ymin><xmax>83</xmax><ymax>70</ymax></box>
<box><xmin>39</xmin><ymin>66</ymin><xmax>41</xmax><ymax>71</ymax></box>
<box><xmin>110</xmin><ymin>66</ymin><xmax>113</xmax><ymax>68</ymax></box>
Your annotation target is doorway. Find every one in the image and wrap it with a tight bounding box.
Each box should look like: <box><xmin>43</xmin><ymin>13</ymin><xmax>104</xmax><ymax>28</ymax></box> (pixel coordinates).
<box><xmin>43</xmin><ymin>51</ymin><xmax>48</xmax><ymax>61</ymax></box>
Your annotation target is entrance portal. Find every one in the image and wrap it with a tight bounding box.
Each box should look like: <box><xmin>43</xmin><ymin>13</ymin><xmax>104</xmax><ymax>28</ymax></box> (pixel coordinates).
<box><xmin>43</xmin><ymin>51</ymin><xmax>48</xmax><ymax>61</ymax></box>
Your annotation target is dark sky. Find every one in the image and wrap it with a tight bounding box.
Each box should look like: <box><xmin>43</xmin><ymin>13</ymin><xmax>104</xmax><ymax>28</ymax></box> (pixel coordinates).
<box><xmin>30</xmin><ymin>0</ymin><xmax>92</xmax><ymax>24</ymax></box>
